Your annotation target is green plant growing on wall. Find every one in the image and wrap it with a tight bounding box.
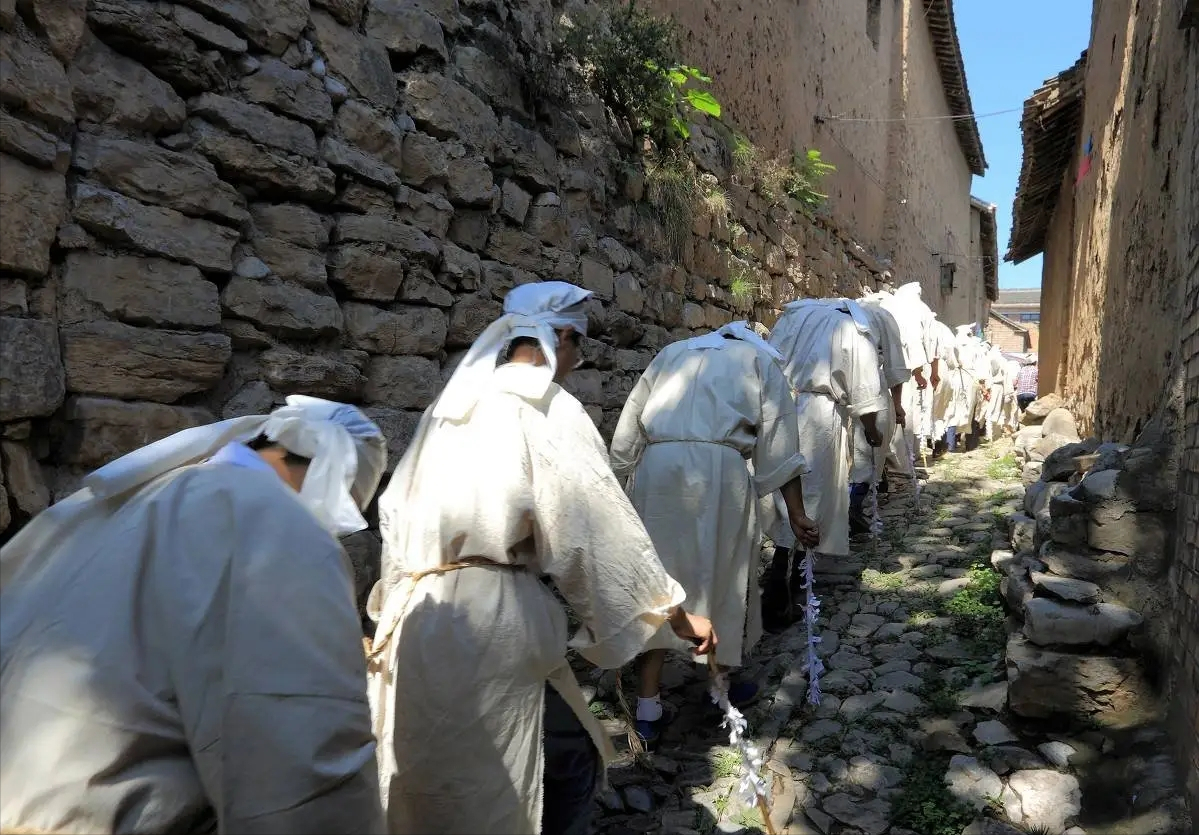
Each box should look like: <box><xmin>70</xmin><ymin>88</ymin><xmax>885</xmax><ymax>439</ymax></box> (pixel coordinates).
<box><xmin>561</xmin><ymin>1</ymin><xmax>722</xmax><ymax>148</ymax></box>
<box><xmin>785</xmin><ymin>148</ymin><xmax>836</xmax><ymax>214</ymax></box>
<box><xmin>728</xmin><ymin>260</ymin><xmax>761</xmax><ymax>304</ymax></box>
<box><xmin>731</xmin><ymin>133</ymin><xmax>758</xmax><ymax>181</ymax></box>
<box><xmin>646</xmin><ymin>152</ymin><xmax>702</xmax><ymax>256</ymax></box>
<box><xmin>702</xmin><ymin>182</ymin><xmax>729</xmax><ymax>216</ymax></box>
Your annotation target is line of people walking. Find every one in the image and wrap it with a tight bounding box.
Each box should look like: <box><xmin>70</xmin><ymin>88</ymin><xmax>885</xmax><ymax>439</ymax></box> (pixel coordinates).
<box><xmin>0</xmin><ymin>278</ymin><xmax>1021</xmax><ymax>835</ymax></box>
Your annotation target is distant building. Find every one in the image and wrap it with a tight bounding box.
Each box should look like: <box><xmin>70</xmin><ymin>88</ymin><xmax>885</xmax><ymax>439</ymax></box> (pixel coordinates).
<box><xmin>986</xmin><ymin>310</ymin><xmax>1036</xmax><ymax>354</ymax></box>
<box><xmin>991</xmin><ymin>288</ymin><xmax>1041</xmax><ymax>326</ymax></box>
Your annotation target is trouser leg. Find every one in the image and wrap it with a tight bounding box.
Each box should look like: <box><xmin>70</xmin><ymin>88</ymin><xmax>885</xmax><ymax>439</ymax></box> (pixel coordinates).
<box><xmin>761</xmin><ymin>546</ymin><xmax>793</xmax><ymax>631</ymax></box>
<box><xmin>542</xmin><ymin>685</ymin><xmax>599</xmax><ymax>835</ymax></box>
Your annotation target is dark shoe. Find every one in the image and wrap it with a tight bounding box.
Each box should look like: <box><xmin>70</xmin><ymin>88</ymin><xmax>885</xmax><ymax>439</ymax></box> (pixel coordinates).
<box><xmin>634</xmin><ymin>718</ymin><xmax>665</xmax><ymax>751</ymax></box>
<box><xmin>761</xmin><ymin>547</ymin><xmax>794</xmax><ymax>632</ymax></box>
<box><xmin>848</xmin><ymin>508</ymin><xmax>872</xmax><ymax>537</ymax></box>
<box><xmin>728</xmin><ymin>680</ymin><xmax>760</xmax><ymax>709</ymax></box>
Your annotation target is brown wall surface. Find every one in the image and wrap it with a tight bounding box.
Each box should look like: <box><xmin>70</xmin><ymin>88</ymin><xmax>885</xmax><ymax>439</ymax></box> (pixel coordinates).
<box><xmin>1170</xmin><ymin>5</ymin><xmax>1199</xmax><ymax>817</ymax></box>
<box><xmin>0</xmin><ymin>0</ymin><xmax>894</xmax><ymax>549</ymax></box>
<box><xmin>1043</xmin><ymin>0</ymin><xmax>1188</xmax><ymax>440</ymax></box>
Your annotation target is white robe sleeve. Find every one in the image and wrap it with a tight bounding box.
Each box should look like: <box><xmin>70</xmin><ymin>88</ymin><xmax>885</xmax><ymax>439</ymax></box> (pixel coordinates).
<box><xmin>161</xmin><ymin>477</ymin><xmax>384</xmax><ymax>835</ymax></box>
<box><xmin>839</xmin><ymin>328</ymin><xmax>890</xmax><ymax>418</ymax></box>
<box><xmin>609</xmin><ymin>366</ymin><xmax>656</xmax><ymax>484</ymax></box>
<box><xmin>529</xmin><ymin>400</ymin><xmax>685</xmax><ymax>670</ymax></box>
<box><xmin>751</xmin><ymin>357</ymin><xmax>808</xmax><ymax>497</ymax></box>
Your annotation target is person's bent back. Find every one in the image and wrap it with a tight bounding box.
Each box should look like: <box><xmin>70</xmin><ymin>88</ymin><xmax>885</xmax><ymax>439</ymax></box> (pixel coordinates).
<box><xmin>0</xmin><ymin>397</ymin><xmax>388</xmax><ymax>835</ymax></box>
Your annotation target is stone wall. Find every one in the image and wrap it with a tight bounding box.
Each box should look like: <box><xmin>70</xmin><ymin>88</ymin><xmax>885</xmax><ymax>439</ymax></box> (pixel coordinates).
<box><xmin>1169</xmin><ymin>3</ymin><xmax>1199</xmax><ymax>817</ymax></box>
<box><xmin>0</xmin><ymin>0</ymin><xmax>892</xmax><ymax>541</ymax></box>
<box><xmin>1044</xmin><ymin>0</ymin><xmax>1190</xmax><ymax>441</ymax></box>
<box><xmin>644</xmin><ymin>0</ymin><xmax>988</xmax><ymax>327</ymax></box>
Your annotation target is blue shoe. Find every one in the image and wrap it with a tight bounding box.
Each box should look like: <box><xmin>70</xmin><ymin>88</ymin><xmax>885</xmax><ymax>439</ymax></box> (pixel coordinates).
<box><xmin>635</xmin><ymin>717</ymin><xmax>664</xmax><ymax>751</ymax></box>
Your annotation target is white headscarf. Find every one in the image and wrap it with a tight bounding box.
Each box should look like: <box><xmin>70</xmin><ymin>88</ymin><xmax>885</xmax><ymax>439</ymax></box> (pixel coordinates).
<box><xmin>686</xmin><ymin>320</ymin><xmax>783</xmax><ymax>362</ymax></box>
<box><xmin>783</xmin><ymin>297</ymin><xmax>873</xmax><ymax>336</ymax></box>
<box><xmin>895</xmin><ymin>281</ymin><xmax>923</xmax><ymax>299</ymax></box>
<box><xmin>432</xmin><ymin>281</ymin><xmax>594</xmax><ymax>420</ymax></box>
<box><xmin>1</xmin><ymin>397</ymin><xmax>387</xmax><ymax>587</ymax></box>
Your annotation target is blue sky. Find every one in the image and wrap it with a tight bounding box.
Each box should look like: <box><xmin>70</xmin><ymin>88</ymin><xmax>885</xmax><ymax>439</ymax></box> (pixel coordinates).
<box><xmin>955</xmin><ymin>0</ymin><xmax>1093</xmax><ymax>290</ymax></box>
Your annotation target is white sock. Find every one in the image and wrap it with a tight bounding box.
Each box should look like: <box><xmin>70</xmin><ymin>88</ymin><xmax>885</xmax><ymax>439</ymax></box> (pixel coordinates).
<box><xmin>636</xmin><ymin>695</ymin><xmax>663</xmax><ymax>722</ymax></box>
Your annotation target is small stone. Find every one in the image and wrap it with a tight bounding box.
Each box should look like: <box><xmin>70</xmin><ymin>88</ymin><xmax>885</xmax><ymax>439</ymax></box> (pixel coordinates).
<box><xmin>622</xmin><ymin>785</ymin><xmax>653</xmax><ymax>814</ymax></box>
<box><xmin>937</xmin><ymin>576</ymin><xmax>971</xmax><ymax>597</ymax></box>
<box><xmin>839</xmin><ymin>692</ymin><xmax>885</xmax><ymax>720</ymax></box>
<box><xmin>945</xmin><ymin>755</ymin><xmax>1003</xmax><ymax>810</ymax></box>
<box><xmin>958</xmin><ymin>681</ymin><xmax>1008</xmax><ymax>713</ymax></box>
<box><xmin>973</xmin><ymin>720</ymin><xmax>1018</xmax><ymax>746</ymax></box>
<box><xmin>820</xmin><ymin>793</ymin><xmax>890</xmax><ymax>835</ymax></box>
<box><xmin>873</xmin><ymin>670</ymin><xmax>922</xmax><ymax>691</ymax></box>
<box><xmin>1037</xmin><ymin>740</ymin><xmax>1076</xmax><ymax>768</ymax></box>
<box><xmin>801</xmin><ymin>719</ymin><xmax>843</xmax><ymax>742</ymax></box>
<box><xmin>1002</xmin><ymin>769</ymin><xmax>1082</xmax><ymax>833</ymax></box>
<box><xmin>848</xmin><ymin>613</ymin><xmax>886</xmax><ymax>638</ymax></box>
<box><xmin>236</xmin><ymin>256</ymin><xmax>272</xmax><ymax>279</ymax></box>
<box><xmin>882</xmin><ymin>690</ymin><xmax>924</xmax><ymax>715</ymax></box>
<box><xmin>1022</xmin><ymin>598</ymin><xmax>1143</xmax><ymax>647</ymax></box>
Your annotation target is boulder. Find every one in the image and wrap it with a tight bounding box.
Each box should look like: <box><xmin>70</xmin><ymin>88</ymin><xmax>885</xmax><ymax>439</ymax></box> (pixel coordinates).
<box><xmin>944</xmin><ymin>756</ymin><xmax>1003</xmax><ymax>810</ymax></box>
<box><xmin>1040</xmin><ymin>407</ymin><xmax>1079</xmax><ymax>440</ymax></box>
<box><xmin>1008</xmin><ymin>513</ymin><xmax>1037</xmax><ymax>553</ymax></box>
<box><xmin>86</xmin><ymin>0</ymin><xmax>223</xmax><ymax>94</ymax></box>
<box><xmin>241</xmin><ymin>57</ymin><xmax>334</xmax><ymax>127</ymax></box>
<box><xmin>0</xmin><ymin>110</ymin><xmax>70</xmax><ymax>171</ymax></box>
<box><xmin>1022</xmin><ymin>598</ymin><xmax>1143</xmax><ymax>647</ymax></box>
<box><xmin>190</xmin><ymin>92</ymin><xmax>318</xmax><ymax>158</ymax></box>
<box><xmin>251</xmin><ymin>203</ymin><xmax>328</xmax><ymax>248</ymax></box>
<box><xmin>366</xmin><ymin>0</ymin><xmax>447</xmax><ymax>59</ymax></box>
<box><xmin>1087</xmin><ymin>507</ymin><xmax>1171</xmax><ymax>559</ymax></box>
<box><xmin>1007</xmin><ymin>635</ymin><xmax>1153</xmax><ymax>720</ymax></box>
<box><xmin>342</xmin><ymin>302</ymin><xmax>447</xmax><ymax>357</ymax></box>
<box><xmin>364</xmin><ymin>355</ymin><xmax>442</xmax><ymax>408</ymax></box>
<box><xmin>1030</xmin><ymin>432</ymin><xmax>1080</xmax><ymax>464</ymax></box>
<box><xmin>1</xmin><ymin>439</ymin><xmax>49</xmax><ymax>516</ymax></box>
<box><xmin>399</xmin><ymin>72</ymin><xmax>498</xmax><ymax>154</ymax></box>
<box><xmin>69</xmin><ymin>32</ymin><xmax>186</xmax><ymax>132</ymax></box>
<box><xmin>335</xmin><ymin>99</ymin><xmax>405</xmax><ymax>169</ymax></box>
<box><xmin>1001</xmin><ymin>769</ymin><xmax>1081</xmax><ymax>834</ymax></box>
<box><xmin>362</xmin><ymin>406</ymin><xmax>422</xmax><ymax>472</ymax></box>
<box><xmin>329</xmin><ymin>246</ymin><xmax>405</xmax><ymax>302</ymax></box>
<box><xmin>61</xmin><ymin>320</ymin><xmax>231</xmax><ymax>403</ymax></box>
<box><xmin>221</xmin><ymin>277</ymin><xmax>343</xmax><ymax>340</ymax></box>
<box><xmin>167</xmin><ymin>0</ymin><xmax>308</xmax><ymax>55</ymax></box>
<box><xmin>0</xmin><ymin>31</ymin><xmax>74</xmax><ymax>129</ymax></box>
<box><xmin>0</xmin><ymin>154</ymin><xmax>67</xmax><ymax>277</ymax></box>
<box><xmin>59</xmin><ymin>397</ymin><xmax>213</xmax><ymax>467</ymax></box>
<box><xmin>22</xmin><ymin>0</ymin><xmax>87</xmax><ymax>63</ymax></box>
<box><xmin>1022</xmin><ymin>393</ymin><xmax>1065</xmax><ymax>423</ymax></box>
<box><xmin>188</xmin><ymin>120</ymin><xmax>337</xmax><ymax>203</ymax></box>
<box><xmin>1048</xmin><ymin>491</ymin><xmax>1090</xmax><ymax>548</ymax></box>
<box><xmin>72</xmin><ymin>181</ymin><xmax>238</xmax><ymax>272</ymax></box>
<box><xmin>1041</xmin><ymin>438</ymin><xmax>1100</xmax><ymax>482</ymax></box>
<box><xmin>1030</xmin><ymin>571</ymin><xmax>1100</xmax><ymax>604</ymax></box>
<box><xmin>0</xmin><ymin>317</ymin><xmax>65</xmax><ymax>420</ymax></box>
<box><xmin>259</xmin><ymin>347</ymin><xmax>367</xmax><ymax>399</ymax></box>
<box><xmin>61</xmin><ymin>253</ymin><xmax>221</xmax><ymax>329</ymax></box>
<box><xmin>1038</xmin><ymin>544</ymin><xmax>1132</xmax><ymax>585</ymax></box>
<box><xmin>309</xmin><ymin>10</ymin><xmax>397</xmax><ymax>109</ymax></box>
<box><xmin>72</xmin><ymin>134</ymin><xmax>248</xmax><ymax>224</ymax></box>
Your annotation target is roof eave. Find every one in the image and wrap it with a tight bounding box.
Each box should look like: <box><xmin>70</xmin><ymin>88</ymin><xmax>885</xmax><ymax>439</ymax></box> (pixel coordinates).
<box><xmin>923</xmin><ymin>0</ymin><xmax>987</xmax><ymax>176</ymax></box>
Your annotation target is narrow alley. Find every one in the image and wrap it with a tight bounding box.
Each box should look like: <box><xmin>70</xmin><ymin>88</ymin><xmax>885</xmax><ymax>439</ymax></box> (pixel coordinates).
<box><xmin>582</xmin><ymin>437</ymin><xmax>1186</xmax><ymax>835</ymax></box>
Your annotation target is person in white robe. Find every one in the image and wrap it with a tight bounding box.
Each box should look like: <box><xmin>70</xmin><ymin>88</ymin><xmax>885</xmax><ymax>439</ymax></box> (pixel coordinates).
<box><xmin>609</xmin><ymin>322</ymin><xmax>819</xmax><ymax>745</ymax></box>
<box><xmin>866</xmin><ymin>284</ymin><xmax>937</xmax><ymax>474</ymax></box>
<box><xmin>849</xmin><ymin>301</ymin><xmax>911</xmax><ymax>532</ymax></box>
<box><xmin>367</xmin><ymin>281</ymin><xmax>715</xmax><ymax>835</ymax></box>
<box><xmin>930</xmin><ymin>317</ymin><xmax>962</xmax><ymax>446</ymax></box>
<box><xmin>762</xmin><ymin>299</ymin><xmax>888</xmax><ymax>626</ymax></box>
<box><xmin>950</xmin><ymin>324</ymin><xmax>988</xmax><ymax>450</ymax></box>
<box><xmin>1002</xmin><ymin>357</ymin><xmax>1023</xmax><ymax>434</ymax></box>
<box><xmin>981</xmin><ymin>343</ymin><xmax>1008</xmax><ymax>440</ymax></box>
<box><xmin>0</xmin><ymin>397</ymin><xmax>389</xmax><ymax>835</ymax></box>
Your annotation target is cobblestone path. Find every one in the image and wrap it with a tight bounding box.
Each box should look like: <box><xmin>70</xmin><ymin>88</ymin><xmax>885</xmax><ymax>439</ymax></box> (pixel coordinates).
<box><xmin>578</xmin><ymin>440</ymin><xmax>1184</xmax><ymax>835</ymax></box>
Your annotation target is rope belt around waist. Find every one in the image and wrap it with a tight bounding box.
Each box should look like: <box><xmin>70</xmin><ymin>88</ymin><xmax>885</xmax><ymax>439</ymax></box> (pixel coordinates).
<box><xmin>364</xmin><ymin>557</ymin><xmax>524</xmax><ymax>658</ymax></box>
<box><xmin>645</xmin><ymin>438</ymin><xmax>742</xmax><ymax>452</ymax></box>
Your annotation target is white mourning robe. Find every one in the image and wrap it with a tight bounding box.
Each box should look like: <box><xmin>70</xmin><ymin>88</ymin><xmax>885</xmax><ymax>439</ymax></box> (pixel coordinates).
<box><xmin>875</xmin><ymin>292</ymin><xmax>934</xmax><ymax>467</ymax></box>
<box><xmin>1002</xmin><ymin>359</ymin><xmax>1022</xmax><ymax>431</ymax></box>
<box><xmin>769</xmin><ymin>305</ymin><xmax>888</xmax><ymax>556</ymax></box>
<box><xmin>609</xmin><ymin>338</ymin><xmax>806</xmax><ymax>668</ymax></box>
<box><xmin>368</xmin><ymin>363</ymin><xmax>684</xmax><ymax>835</ymax></box>
<box><xmin>0</xmin><ymin>464</ymin><xmax>383</xmax><ymax>835</ymax></box>
<box><xmin>982</xmin><ymin>347</ymin><xmax>1008</xmax><ymax>437</ymax></box>
<box><xmin>851</xmin><ymin>303</ymin><xmax>911</xmax><ymax>484</ymax></box>
<box><xmin>956</xmin><ymin>335</ymin><xmax>988</xmax><ymax>429</ymax></box>
<box><xmin>931</xmin><ymin>320</ymin><xmax>961</xmax><ymax>438</ymax></box>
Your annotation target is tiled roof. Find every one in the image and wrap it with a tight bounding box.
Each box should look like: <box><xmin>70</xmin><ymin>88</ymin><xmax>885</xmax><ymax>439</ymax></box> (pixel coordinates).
<box><xmin>996</xmin><ymin>288</ymin><xmax>1041</xmax><ymax>306</ymax></box>
<box><xmin>989</xmin><ymin>309</ymin><xmax>1029</xmax><ymax>332</ymax></box>
<box><xmin>923</xmin><ymin>0</ymin><xmax>987</xmax><ymax>176</ymax></box>
<box><xmin>1006</xmin><ymin>52</ymin><xmax>1088</xmax><ymax>263</ymax></box>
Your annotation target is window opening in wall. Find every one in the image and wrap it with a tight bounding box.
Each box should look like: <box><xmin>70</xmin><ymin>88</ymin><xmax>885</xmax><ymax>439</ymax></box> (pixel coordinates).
<box><xmin>866</xmin><ymin>0</ymin><xmax>882</xmax><ymax>49</ymax></box>
<box><xmin>939</xmin><ymin>260</ymin><xmax>956</xmax><ymax>295</ymax></box>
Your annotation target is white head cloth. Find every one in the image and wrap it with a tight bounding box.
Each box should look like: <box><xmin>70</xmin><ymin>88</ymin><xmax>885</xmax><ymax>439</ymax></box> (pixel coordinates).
<box><xmin>432</xmin><ymin>281</ymin><xmax>593</xmax><ymax>420</ymax></box>
<box><xmin>895</xmin><ymin>281</ymin><xmax>923</xmax><ymax>299</ymax></box>
<box><xmin>39</xmin><ymin>396</ymin><xmax>383</xmax><ymax>538</ymax></box>
<box><xmin>783</xmin><ymin>297</ymin><xmax>873</xmax><ymax>336</ymax></box>
<box><xmin>686</xmin><ymin>320</ymin><xmax>783</xmax><ymax>362</ymax></box>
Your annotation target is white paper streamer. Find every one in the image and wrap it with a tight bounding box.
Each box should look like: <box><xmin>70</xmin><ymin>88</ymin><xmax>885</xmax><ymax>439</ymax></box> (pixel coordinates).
<box><xmin>797</xmin><ymin>550</ymin><xmax>824</xmax><ymax>705</ymax></box>
<box><xmin>708</xmin><ymin>668</ymin><xmax>768</xmax><ymax>807</ymax></box>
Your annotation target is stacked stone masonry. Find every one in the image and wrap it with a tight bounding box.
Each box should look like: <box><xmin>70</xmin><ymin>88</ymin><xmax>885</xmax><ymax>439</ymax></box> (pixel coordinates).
<box><xmin>0</xmin><ymin>0</ymin><xmax>897</xmax><ymax>541</ymax></box>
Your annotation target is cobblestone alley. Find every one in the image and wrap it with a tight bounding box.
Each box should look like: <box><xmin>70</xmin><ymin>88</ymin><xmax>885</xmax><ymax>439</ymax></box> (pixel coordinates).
<box><xmin>579</xmin><ymin>440</ymin><xmax>1187</xmax><ymax>835</ymax></box>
